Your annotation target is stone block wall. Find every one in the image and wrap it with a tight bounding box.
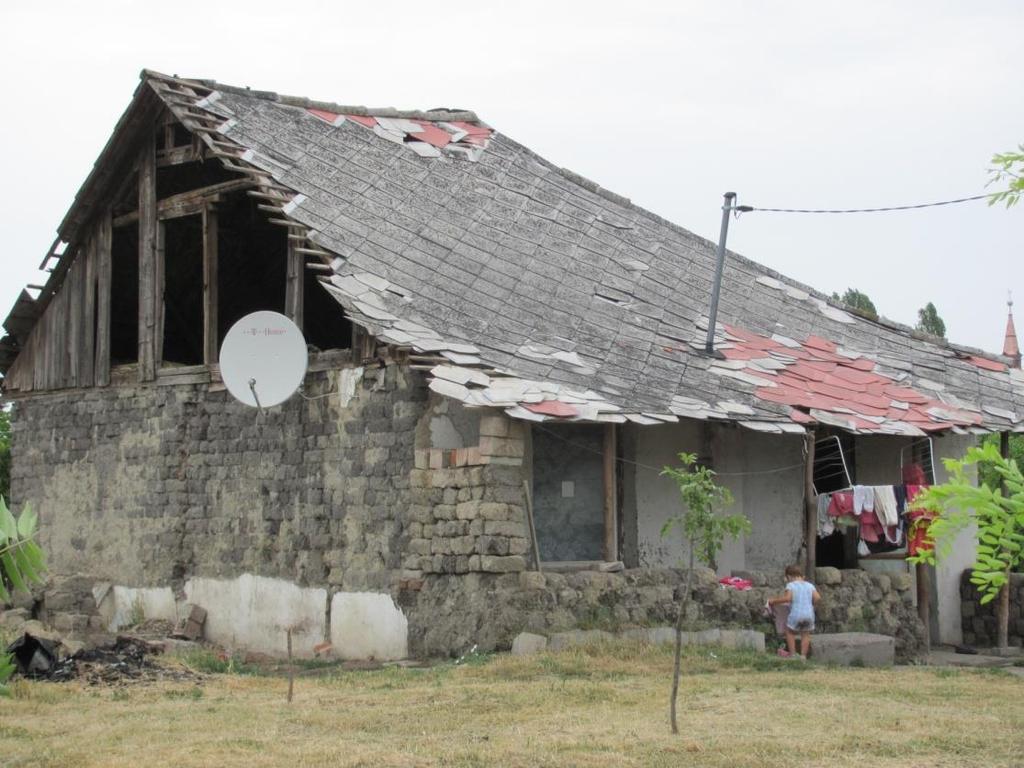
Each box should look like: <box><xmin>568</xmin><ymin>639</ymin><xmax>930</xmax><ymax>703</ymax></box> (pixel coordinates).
<box><xmin>401</xmin><ymin>411</ymin><xmax>531</xmax><ymax>577</ymax></box>
<box><xmin>8</xmin><ymin>360</ymin><xmax>427</xmax><ymax>614</ymax></box>
<box><xmin>403</xmin><ymin>565</ymin><xmax>927</xmax><ymax>661</ymax></box>
<box><xmin>960</xmin><ymin>571</ymin><xmax>1023</xmax><ymax>648</ymax></box>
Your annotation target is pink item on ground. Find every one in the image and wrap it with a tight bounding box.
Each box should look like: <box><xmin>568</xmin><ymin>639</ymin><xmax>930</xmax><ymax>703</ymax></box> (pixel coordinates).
<box><xmin>719</xmin><ymin>576</ymin><xmax>753</xmax><ymax>591</ymax></box>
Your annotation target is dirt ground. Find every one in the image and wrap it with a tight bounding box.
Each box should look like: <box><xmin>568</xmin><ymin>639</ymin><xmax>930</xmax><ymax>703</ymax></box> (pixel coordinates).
<box><xmin>1</xmin><ymin>643</ymin><xmax>1021</xmax><ymax>768</ymax></box>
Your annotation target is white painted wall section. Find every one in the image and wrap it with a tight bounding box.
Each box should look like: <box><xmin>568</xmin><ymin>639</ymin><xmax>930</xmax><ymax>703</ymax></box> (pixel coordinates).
<box><xmin>98</xmin><ymin>585</ymin><xmax>179</xmax><ymax>631</ymax></box>
<box><xmin>185</xmin><ymin>574</ymin><xmax>327</xmax><ymax>657</ymax></box>
<box><xmin>330</xmin><ymin>592</ymin><xmax>408</xmax><ymax>661</ymax></box>
<box><xmin>931</xmin><ymin>433</ymin><xmax>976</xmax><ymax>645</ymax></box>
<box><xmin>631</xmin><ymin>421</ymin><xmax>803</xmax><ymax>574</ymax></box>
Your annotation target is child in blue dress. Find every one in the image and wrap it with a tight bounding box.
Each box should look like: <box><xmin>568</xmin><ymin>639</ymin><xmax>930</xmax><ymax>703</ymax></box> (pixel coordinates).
<box><xmin>768</xmin><ymin>564</ymin><xmax>820</xmax><ymax>659</ymax></box>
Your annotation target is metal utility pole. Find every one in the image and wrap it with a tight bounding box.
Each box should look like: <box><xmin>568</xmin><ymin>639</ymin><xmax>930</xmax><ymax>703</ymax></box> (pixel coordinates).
<box><xmin>705</xmin><ymin>192</ymin><xmax>737</xmax><ymax>354</ymax></box>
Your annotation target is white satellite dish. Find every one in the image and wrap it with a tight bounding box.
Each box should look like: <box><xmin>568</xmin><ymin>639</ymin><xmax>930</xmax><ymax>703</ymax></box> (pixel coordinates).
<box><xmin>220</xmin><ymin>311</ymin><xmax>308</xmax><ymax>409</ymax></box>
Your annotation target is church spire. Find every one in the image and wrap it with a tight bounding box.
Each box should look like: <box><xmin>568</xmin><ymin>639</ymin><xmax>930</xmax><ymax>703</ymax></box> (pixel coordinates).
<box><xmin>1005</xmin><ymin>293</ymin><xmax>1021</xmax><ymax>368</ymax></box>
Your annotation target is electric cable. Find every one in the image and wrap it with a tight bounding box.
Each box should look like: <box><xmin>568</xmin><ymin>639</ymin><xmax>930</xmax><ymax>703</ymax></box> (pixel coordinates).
<box><xmin>741</xmin><ymin>193</ymin><xmax>990</xmax><ymax>215</ymax></box>
<box><xmin>532</xmin><ymin>423</ymin><xmax>806</xmax><ymax>478</ymax></box>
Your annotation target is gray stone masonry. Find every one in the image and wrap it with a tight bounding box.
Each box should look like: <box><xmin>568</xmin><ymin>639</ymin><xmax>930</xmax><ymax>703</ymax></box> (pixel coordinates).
<box><xmin>401</xmin><ymin>565</ymin><xmax>926</xmax><ymax>662</ymax></box>
<box><xmin>402</xmin><ymin>411</ymin><xmax>530</xmax><ymax>577</ymax></box>
<box><xmin>961</xmin><ymin>571</ymin><xmax>1024</xmax><ymax>648</ymax></box>
<box><xmin>9</xmin><ymin>361</ymin><xmax>429</xmax><ymax>618</ymax></box>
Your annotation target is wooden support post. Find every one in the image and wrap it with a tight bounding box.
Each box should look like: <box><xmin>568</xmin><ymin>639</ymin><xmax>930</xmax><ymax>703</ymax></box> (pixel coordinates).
<box><xmin>603</xmin><ymin>423</ymin><xmax>618</xmax><ymax>562</ymax></box>
<box><xmin>285</xmin><ymin>238</ymin><xmax>304</xmax><ymax>330</ymax></box>
<box><xmin>66</xmin><ymin>253</ymin><xmax>83</xmax><ymax>388</ymax></box>
<box><xmin>95</xmin><ymin>210</ymin><xmax>113</xmax><ymax>386</ymax></box>
<box><xmin>522</xmin><ymin>480</ymin><xmax>542</xmax><ymax>573</ymax></box>
<box><xmin>82</xmin><ymin>232</ymin><xmax>97</xmax><ymax>387</ymax></box>
<box><xmin>998</xmin><ymin>431</ymin><xmax>1011</xmax><ymax>650</ymax></box>
<box><xmin>154</xmin><ymin>221</ymin><xmax>166</xmax><ymax>366</ymax></box>
<box><xmin>202</xmin><ymin>205</ymin><xmax>219</xmax><ymax>365</ymax></box>
<box><xmin>803</xmin><ymin>430</ymin><xmax>817</xmax><ymax>578</ymax></box>
<box><xmin>137</xmin><ymin>132</ymin><xmax>158</xmax><ymax>382</ymax></box>
<box><xmin>916</xmin><ymin>562</ymin><xmax>931</xmax><ymax>653</ymax></box>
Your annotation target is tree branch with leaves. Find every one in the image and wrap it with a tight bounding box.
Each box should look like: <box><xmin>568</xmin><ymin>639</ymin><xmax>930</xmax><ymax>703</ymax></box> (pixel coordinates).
<box><xmin>0</xmin><ymin>497</ymin><xmax>46</xmax><ymax>695</ymax></box>
<box><xmin>908</xmin><ymin>443</ymin><xmax>1024</xmax><ymax>649</ymax></box>
<box><xmin>660</xmin><ymin>452</ymin><xmax>750</xmax><ymax>735</ymax></box>
<box><xmin>988</xmin><ymin>145</ymin><xmax>1024</xmax><ymax>209</ymax></box>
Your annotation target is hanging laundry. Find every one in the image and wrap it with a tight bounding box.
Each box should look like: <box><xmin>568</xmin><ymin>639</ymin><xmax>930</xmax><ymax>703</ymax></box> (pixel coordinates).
<box><xmin>817</xmin><ymin>493</ymin><xmax>834</xmax><ymax>538</ymax></box>
<box><xmin>853</xmin><ymin>486</ymin><xmax>874</xmax><ymax>516</ymax></box>
<box><xmin>905</xmin><ymin>484</ymin><xmax>934</xmax><ymax>556</ymax></box>
<box><xmin>827</xmin><ymin>491</ymin><xmax>854</xmax><ymax>518</ymax></box>
<box><xmin>873</xmin><ymin>486</ymin><xmax>899</xmax><ymax>527</ymax></box>
<box><xmin>902</xmin><ymin>463</ymin><xmax>927</xmax><ymax>485</ymax></box>
<box><xmin>859</xmin><ymin>509</ymin><xmax>884</xmax><ymax>543</ymax></box>
<box><xmin>893</xmin><ymin>485</ymin><xmax>908</xmax><ymax>516</ymax></box>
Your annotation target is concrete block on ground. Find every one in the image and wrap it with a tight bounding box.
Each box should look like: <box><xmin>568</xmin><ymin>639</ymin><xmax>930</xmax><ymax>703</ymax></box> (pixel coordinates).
<box><xmin>813</xmin><ymin>632</ymin><xmax>894</xmax><ymax>667</ymax></box>
<box><xmin>511</xmin><ymin>632</ymin><xmax>548</xmax><ymax>656</ymax></box>
<box><xmin>719</xmin><ymin>628</ymin><xmax>766</xmax><ymax>652</ymax></box>
<box><xmin>331</xmin><ymin>592</ymin><xmax>408</xmax><ymax>661</ymax></box>
<box><xmin>647</xmin><ymin>627</ymin><xmax>679</xmax><ymax>646</ymax></box>
<box><xmin>547</xmin><ymin>629</ymin><xmax>615</xmax><ymax>651</ymax></box>
<box><xmin>694</xmin><ymin>628</ymin><xmax>721</xmax><ymax>646</ymax></box>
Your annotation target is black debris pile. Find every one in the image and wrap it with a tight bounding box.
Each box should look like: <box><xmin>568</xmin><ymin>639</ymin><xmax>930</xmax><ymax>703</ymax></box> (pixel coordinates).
<box><xmin>7</xmin><ymin>633</ymin><xmax>201</xmax><ymax>686</ymax></box>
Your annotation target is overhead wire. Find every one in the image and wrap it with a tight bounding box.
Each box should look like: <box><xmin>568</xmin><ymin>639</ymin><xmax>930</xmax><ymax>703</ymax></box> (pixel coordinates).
<box><xmin>532</xmin><ymin>423</ymin><xmax>805</xmax><ymax>478</ymax></box>
<box><xmin>740</xmin><ymin>193</ymin><xmax>990</xmax><ymax>215</ymax></box>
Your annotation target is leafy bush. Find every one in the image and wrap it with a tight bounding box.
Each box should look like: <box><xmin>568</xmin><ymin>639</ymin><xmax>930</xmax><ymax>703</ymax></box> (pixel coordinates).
<box><xmin>0</xmin><ymin>497</ymin><xmax>46</xmax><ymax>695</ymax></box>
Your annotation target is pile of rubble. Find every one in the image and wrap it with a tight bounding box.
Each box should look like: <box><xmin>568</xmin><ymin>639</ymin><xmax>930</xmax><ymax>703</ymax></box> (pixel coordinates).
<box><xmin>2</xmin><ymin>603</ymin><xmax>208</xmax><ymax>686</ymax></box>
<box><xmin>6</xmin><ymin>631</ymin><xmax>200</xmax><ymax>686</ymax></box>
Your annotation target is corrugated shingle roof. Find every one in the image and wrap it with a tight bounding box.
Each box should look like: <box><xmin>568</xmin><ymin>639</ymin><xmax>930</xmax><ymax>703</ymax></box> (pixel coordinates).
<box><xmin>8</xmin><ymin>71</ymin><xmax>1024</xmax><ymax>435</ymax></box>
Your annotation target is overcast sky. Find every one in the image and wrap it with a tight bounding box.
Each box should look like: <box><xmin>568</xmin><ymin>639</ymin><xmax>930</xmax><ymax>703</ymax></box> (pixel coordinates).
<box><xmin>1</xmin><ymin>1</ymin><xmax>1020</xmax><ymax>353</ymax></box>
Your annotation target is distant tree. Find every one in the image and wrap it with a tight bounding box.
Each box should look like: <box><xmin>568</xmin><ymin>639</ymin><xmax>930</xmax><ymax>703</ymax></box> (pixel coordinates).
<box><xmin>988</xmin><ymin>145</ymin><xmax>1024</xmax><ymax>208</ymax></box>
<box><xmin>831</xmin><ymin>288</ymin><xmax>878</xmax><ymax>320</ymax></box>
<box><xmin>916</xmin><ymin>302</ymin><xmax>946</xmax><ymax>338</ymax></box>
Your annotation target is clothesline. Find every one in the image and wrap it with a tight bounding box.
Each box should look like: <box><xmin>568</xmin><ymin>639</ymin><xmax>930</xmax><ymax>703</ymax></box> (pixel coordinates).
<box><xmin>817</xmin><ymin>482</ymin><xmax>933</xmax><ymax>557</ymax></box>
<box><xmin>532</xmin><ymin>424</ymin><xmax>806</xmax><ymax>478</ymax></box>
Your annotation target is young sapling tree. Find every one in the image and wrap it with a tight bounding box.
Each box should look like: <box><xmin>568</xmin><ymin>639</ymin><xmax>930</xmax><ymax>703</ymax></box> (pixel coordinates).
<box><xmin>660</xmin><ymin>452</ymin><xmax>751</xmax><ymax>735</ymax></box>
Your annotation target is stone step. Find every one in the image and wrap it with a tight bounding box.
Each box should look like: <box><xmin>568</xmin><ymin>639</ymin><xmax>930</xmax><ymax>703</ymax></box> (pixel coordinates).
<box><xmin>811</xmin><ymin>632</ymin><xmax>894</xmax><ymax>667</ymax></box>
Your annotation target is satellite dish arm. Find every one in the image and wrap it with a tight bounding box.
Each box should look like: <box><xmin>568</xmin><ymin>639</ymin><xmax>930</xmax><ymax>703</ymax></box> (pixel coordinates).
<box><xmin>248</xmin><ymin>378</ymin><xmax>266</xmax><ymax>418</ymax></box>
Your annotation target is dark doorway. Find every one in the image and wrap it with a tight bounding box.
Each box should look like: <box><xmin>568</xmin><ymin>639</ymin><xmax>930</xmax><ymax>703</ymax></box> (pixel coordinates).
<box><xmin>109</xmin><ymin>226</ymin><xmax>139</xmax><ymax>364</ymax></box>
<box><xmin>532</xmin><ymin>425</ymin><xmax>605</xmax><ymax>562</ymax></box>
<box><xmin>161</xmin><ymin>215</ymin><xmax>204</xmax><ymax>366</ymax></box>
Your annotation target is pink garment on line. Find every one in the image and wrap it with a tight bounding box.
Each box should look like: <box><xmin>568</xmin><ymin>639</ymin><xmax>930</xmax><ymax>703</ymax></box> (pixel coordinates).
<box><xmin>827</xmin><ymin>491</ymin><xmax>854</xmax><ymax>517</ymax></box>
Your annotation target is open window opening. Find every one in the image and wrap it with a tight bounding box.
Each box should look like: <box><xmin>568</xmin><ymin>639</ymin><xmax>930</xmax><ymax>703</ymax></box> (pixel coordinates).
<box><xmin>156</xmin><ymin>158</ymin><xmax>240</xmax><ymax>199</ymax></box>
<box><xmin>531</xmin><ymin>424</ymin><xmax>613</xmax><ymax>564</ymax></box>
<box><xmin>216</xmin><ymin>194</ymin><xmax>287</xmax><ymax>346</ymax></box>
<box><xmin>303</xmin><ymin>270</ymin><xmax>353</xmax><ymax>351</ymax></box>
<box><xmin>900</xmin><ymin>438</ymin><xmax>935</xmax><ymax>485</ymax></box>
<box><xmin>814</xmin><ymin>433</ymin><xmax>856</xmax><ymax>569</ymax></box>
<box><xmin>160</xmin><ymin>215</ymin><xmax>204</xmax><ymax>366</ymax></box>
<box><xmin>812</xmin><ymin>434</ymin><xmax>854</xmax><ymax>494</ymax></box>
<box><xmin>109</xmin><ymin>225</ymin><xmax>139</xmax><ymax>364</ymax></box>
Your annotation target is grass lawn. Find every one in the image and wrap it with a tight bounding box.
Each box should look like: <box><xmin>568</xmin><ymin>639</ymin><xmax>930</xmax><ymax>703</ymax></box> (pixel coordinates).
<box><xmin>0</xmin><ymin>642</ymin><xmax>1021</xmax><ymax>768</ymax></box>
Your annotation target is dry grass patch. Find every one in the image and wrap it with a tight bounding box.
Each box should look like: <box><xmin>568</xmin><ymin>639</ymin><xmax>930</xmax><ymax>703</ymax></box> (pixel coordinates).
<box><xmin>0</xmin><ymin>642</ymin><xmax>1021</xmax><ymax>767</ymax></box>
